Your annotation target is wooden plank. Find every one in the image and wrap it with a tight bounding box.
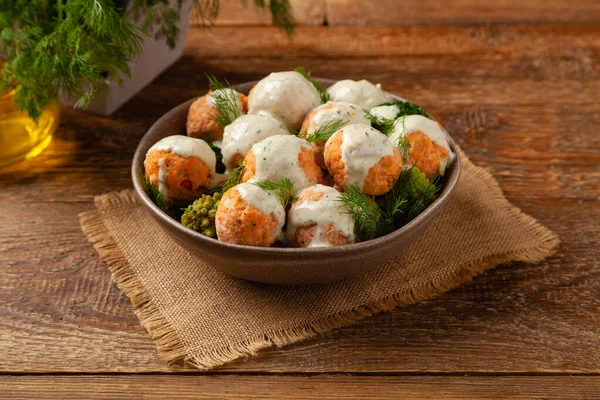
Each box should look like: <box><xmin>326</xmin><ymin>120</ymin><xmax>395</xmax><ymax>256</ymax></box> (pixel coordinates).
<box><xmin>1</xmin><ymin>25</ymin><xmax>599</xmax><ymax>373</ymax></box>
<box><xmin>182</xmin><ymin>25</ymin><xmax>600</xmax><ymax>59</ymax></box>
<box><xmin>2</xmin><ymin>375</ymin><xmax>600</xmax><ymax>399</ymax></box>
<box><xmin>189</xmin><ymin>0</ymin><xmax>325</xmax><ymax>26</ymax></box>
<box><xmin>325</xmin><ymin>0</ymin><xmax>600</xmax><ymax>25</ymax></box>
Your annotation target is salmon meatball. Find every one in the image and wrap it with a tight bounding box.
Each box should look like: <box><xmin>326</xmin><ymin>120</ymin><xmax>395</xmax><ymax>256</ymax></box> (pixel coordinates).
<box><xmin>241</xmin><ymin>135</ymin><xmax>323</xmax><ymax>194</ymax></box>
<box><xmin>389</xmin><ymin>115</ymin><xmax>455</xmax><ymax>178</ymax></box>
<box><xmin>287</xmin><ymin>185</ymin><xmax>355</xmax><ymax>248</ymax></box>
<box><xmin>324</xmin><ymin>124</ymin><xmax>402</xmax><ymax>196</ymax></box>
<box><xmin>299</xmin><ymin>101</ymin><xmax>370</xmax><ymax>168</ymax></box>
<box><xmin>215</xmin><ymin>183</ymin><xmax>285</xmax><ymax>247</ymax></box>
<box><xmin>248</xmin><ymin>71</ymin><xmax>322</xmax><ymax>130</ymax></box>
<box><xmin>326</xmin><ymin>80</ymin><xmax>393</xmax><ymax>110</ymax></box>
<box><xmin>186</xmin><ymin>89</ymin><xmax>248</xmax><ymax>141</ymax></box>
<box><xmin>144</xmin><ymin>135</ymin><xmax>217</xmax><ymax>202</ymax></box>
<box><xmin>222</xmin><ymin>111</ymin><xmax>288</xmax><ymax>170</ymax></box>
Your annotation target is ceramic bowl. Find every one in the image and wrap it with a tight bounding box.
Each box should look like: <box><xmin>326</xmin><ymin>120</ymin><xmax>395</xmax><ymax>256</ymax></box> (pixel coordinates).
<box><xmin>132</xmin><ymin>79</ymin><xmax>461</xmax><ymax>285</ymax></box>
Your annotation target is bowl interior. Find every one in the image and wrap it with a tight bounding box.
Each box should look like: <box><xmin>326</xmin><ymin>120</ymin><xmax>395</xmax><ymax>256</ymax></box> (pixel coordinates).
<box><xmin>131</xmin><ymin>78</ymin><xmax>461</xmax><ymax>263</ymax></box>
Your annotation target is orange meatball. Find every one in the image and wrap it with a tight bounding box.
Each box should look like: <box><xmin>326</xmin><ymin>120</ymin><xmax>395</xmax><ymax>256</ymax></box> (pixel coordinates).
<box><xmin>299</xmin><ymin>101</ymin><xmax>370</xmax><ymax>169</ymax></box>
<box><xmin>215</xmin><ymin>183</ymin><xmax>285</xmax><ymax>247</ymax></box>
<box><xmin>186</xmin><ymin>89</ymin><xmax>248</xmax><ymax>141</ymax></box>
<box><xmin>286</xmin><ymin>184</ymin><xmax>355</xmax><ymax>248</ymax></box>
<box><xmin>145</xmin><ymin>151</ymin><xmax>212</xmax><ymax>202</ymax></box>
<box><xmin>240</xmin><ymin>135</ymin><xmax>323</xmax><ymax>194</ymax></box>
<box><xmin>405</xmin><ymin>131</ymin><xmax>445</xmax><ymax>179</ymax></box>
<box><xmin>324</xmin><ymin>125</ymin><xmax>402</xmax><ymax>196</ymax></box>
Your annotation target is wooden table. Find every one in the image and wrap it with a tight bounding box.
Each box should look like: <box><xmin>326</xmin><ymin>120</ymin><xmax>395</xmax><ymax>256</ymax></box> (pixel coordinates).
<box><xmin>2</xmin><ymin>20</ymin><xmax>600</xmax><ymax>399</ymax></box>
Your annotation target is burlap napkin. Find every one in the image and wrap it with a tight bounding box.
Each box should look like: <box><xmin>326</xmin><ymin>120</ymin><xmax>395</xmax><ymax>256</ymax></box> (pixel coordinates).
<box><xmin>79</xmin><ymin>150</ymin><xmax>559</xmax><ymax>371</ymax></box>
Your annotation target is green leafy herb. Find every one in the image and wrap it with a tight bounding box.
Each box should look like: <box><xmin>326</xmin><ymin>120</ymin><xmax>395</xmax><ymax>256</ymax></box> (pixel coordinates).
<box><xmin>197</xmin><ymin>0</ymin><xmax>294</xmax><ymax>36</ymax></box>
<box><xmin>294</xmin><ymin>66</ymin><xmax>330</xmax><ymax>103</ymax></box>
<box><xmin>2</xmin><ymin>0</ymin><xmax>294</xmax><ymax>120</ymax></box>
<box><xmin>206</xmin><ymin>73</ymin><xmax>241</xmax><ymax>127</ymax></box>
<box><xmin>253</xmin><ymin>177</ymin><xmax>296</xmax><ymax>208</ymax></box>
<box><xmin>141</xmin><ymin>170</ymin><xmax>181</xmax><ymax>219</ymax></box>
<box><xmin>305</xmin><ymin>119</ymin><xmax>348</xmax><ymax>143</ymax></box>
<box><xmin>393</xmin><ymin>116</ymin><xmax>412</xmax><ymax>160</ymax></box>
<box><xmin>337</xmin><ymin>185</ymin><xmax>382</xmax><ymax>241</ymax></box>
<box><xmin>208</xmin><ymin>142</ymin><xmax>226</xmax><ymax>173</ymax></box>
<box><xmin>337</xmin><ymin>167</ymin><xmax>441</xmax><ymax>241</ymax></box>
<box><xmin>383</xmin><ymin>100</ymin><xmax>430</xmax><ymax>119</ymax></box>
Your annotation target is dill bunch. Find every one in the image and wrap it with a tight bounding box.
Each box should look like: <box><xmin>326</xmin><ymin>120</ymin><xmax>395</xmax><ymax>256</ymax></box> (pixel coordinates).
<box><xmin>337</xmin><ymin>167</ymin><xmax>441</xmax><ymax>241</ymax></box>
<box><xmin>304</xmin><ymin>119</ymin><xmax>348</xmax><ymax>143</ymax></box>
<box><xmin>1</xmin><ymin>0</ymin><xmax>295</xmax><ymax>119</ymax></box>
<box><xmin>206</xmin><ymin>73</ymin><xmax>241</xmax><ymax>127</ymax></box>
<box><xmin>140</xmin><ymin>170</ymin><xmax>183</xmax><ymax>219</ymax></box>
<box><xmin>253</xmin><ymin>177</ymin><xmax>296</xmax><ymax>208</ymax></box>
<box><xmin>337</xmin><ymin>185</ymin><xmax>382</xmax><ymax>241</ymax></box>
<box><xmin>294</xmin><ymin>66</ymin><xmax>330</xmax><ymax>103</ymax></box>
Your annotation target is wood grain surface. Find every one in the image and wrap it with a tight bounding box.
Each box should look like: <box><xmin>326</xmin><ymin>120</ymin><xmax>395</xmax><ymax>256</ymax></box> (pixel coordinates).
<box><xmin>3</xmin><ymin>376</ymin><xmax>600</xmax><ymax>399</ymax></box>
<box><xmin>1</xmin><ymin>22</ymin><xmax>599</xmax><ymax>397</ymax></box>
<box><xmin>191</xmin><ymin>0</ymin><xmax>600</xmax><ymax>26</ymax></box>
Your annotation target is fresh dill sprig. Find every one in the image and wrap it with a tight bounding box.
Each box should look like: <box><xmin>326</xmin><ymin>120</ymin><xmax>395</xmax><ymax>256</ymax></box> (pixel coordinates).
<box><xmin>140</xmin><ymin>170</ymin><xmax>179</xmax><ymax>219</ymax></box>
<box><xmin>253</xmin><ymin>178</ymin><xmax>296</xmax><ymax>208</ymax></box>
<box><xmin>220</xmin><ymin>162</ymin><xmax>246</xmax><ymax>194</ymax></box>
<box><xmin>205</xmin><ymin>73</ymin><xmax>241</xmax><ymax>127</ymax></box>
<box><xmin>337</xmin><ymin>185</ymin><xmax>382</xmax><ymax>241</ymax></box>
<box><xmin>393</xmin><ymin>116</ymin><xmax>412</xmax><ymax>160</ymax></box>
<box><xmin>294</xmin><ymin>66</ymin><xmax>330</xmax><ymax>103</ymax></box>
<box><xmin>305</xmin><ymin>119</ymin><xmax>348</xmax><ymax>143</ymax></box>
<box><xmin>337</xmin><ymin>167</ymin><xmax>441</xmax><ymax>240</ymax></box>
<box><xmin>196</xmin><ymin>0</ymin><xmax>294</xmax><ymax>36</ymax></box>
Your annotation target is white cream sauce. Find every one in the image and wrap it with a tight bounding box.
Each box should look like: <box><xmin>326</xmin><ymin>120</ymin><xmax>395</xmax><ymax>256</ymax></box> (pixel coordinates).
<box><xmin>326</xmin><ymin>124</ymin><xmax>395</xmax><ymax>189</ymax></box>
<box><xmin>207</xmin><ymin>88</ymin><xmax>245</xmax><ymax>121</ymax></box>
<box><xmin>326</xmin><ymin>80</ymin><xmax>393</xmax><ymax>110</ymax></box>
<box><xmin>389</xmin><ymin>115</ymin><xmax>455</xmax><ymax>174</ymax></box>
<box><xmin>248</xmin><ymin>71</ymin><xmax>322</xmax><ymax>130</ymax></box>
<box><xmin>286</xmin><ymin>184</ymin><xmax>355</xmax><ymax>248</ymax></box>
<box><xmin>222</xmin><ymin>113</ymin><xmax>288</xmax><ymax>169</ymax></box>
<box><xmin>303</xmin><ymin>101</ymin><xmax>370</xmax><ymax>138</ymax></box>
<box><xmin>249</xmin><ymin>135</ymin><xmax>315</xmax><ymax>194</ymax></box>
<box><xmin>157</xmin><ymin>158</ymin><xmax>168</xmax><ymax>196</ymax></box>
<box><xmin>369</xmin><ymin>104</ymin><xmax>400</xmax><ymax>121</ymax></box>
<box><xmin>234</xmin><ymin>183</ymin><xmax>285</xmax><ymax>235</ymax></box>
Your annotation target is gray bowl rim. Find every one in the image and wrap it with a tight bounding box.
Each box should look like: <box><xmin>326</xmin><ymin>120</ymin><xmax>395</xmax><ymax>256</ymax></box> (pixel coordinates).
<box><xmin>131</xmin><ymin>78</ymin><xmax>461</xmax><ymax>257</ymax></box>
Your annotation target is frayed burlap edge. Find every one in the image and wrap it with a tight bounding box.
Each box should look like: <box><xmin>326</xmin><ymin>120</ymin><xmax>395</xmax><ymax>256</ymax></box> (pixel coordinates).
<box><xmin>79</xmin><ymin>152</ymin><xmax>559</xmax><ymax>371</ymax></box>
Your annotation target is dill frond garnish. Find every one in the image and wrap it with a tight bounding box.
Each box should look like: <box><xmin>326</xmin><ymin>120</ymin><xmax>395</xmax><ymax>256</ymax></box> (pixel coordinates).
<box><xmin>197</xmin><ymin>0</ymin><xmax>294</xmax><ymax>36</ymax></box>
<box><xmin>253</xmin><ymin>178</ymin><xmax>296</xmax><ymax>208</ymax></box>
<box><xmin>305</xmin><ymin>119</ymin><xmax>349</xmax><ymax>143</ymax></box>
<box><xmin>294</xmin><ymin>66</ymin><xmax>330</xmax><ymax>103</ymax></box>
<box><xmin>221</xmin><ymin>162</ymin><xmax>246</xmax><ymax>193</ymax></box>
<box><xmin>338</xmin><ymin>167</ymin><xmax>441</xmax><ymax>240</ymax></box>
<box><xmin>382</xmin><ymin>100</ymin><xmax>431</xmax><ymax>119</ymax></box>
<box><xmin>141</xmin><ymin>171</ymin><xmax>180</xmax><ymax>219</ymax></box>
<box><xmin>337</xmin><ymin>185</ymin><xmax>382</xmax><ymax>241</ymax></box>
<box><xmin>392</xmin><ymin>116</ymin><xmax>412</xmax><ymax>160</ymax></box>
<box><xmin>205</xmin><ymin>73</ymin><xmax>241</xmax><ymax>127</ymax></box>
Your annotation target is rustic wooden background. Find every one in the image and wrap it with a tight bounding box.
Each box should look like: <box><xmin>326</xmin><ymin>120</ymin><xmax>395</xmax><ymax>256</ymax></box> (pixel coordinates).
<box><xmin>2</xmin><ymin>0</ymin><xmax>600</xmax><ymax>398</ymax></box>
